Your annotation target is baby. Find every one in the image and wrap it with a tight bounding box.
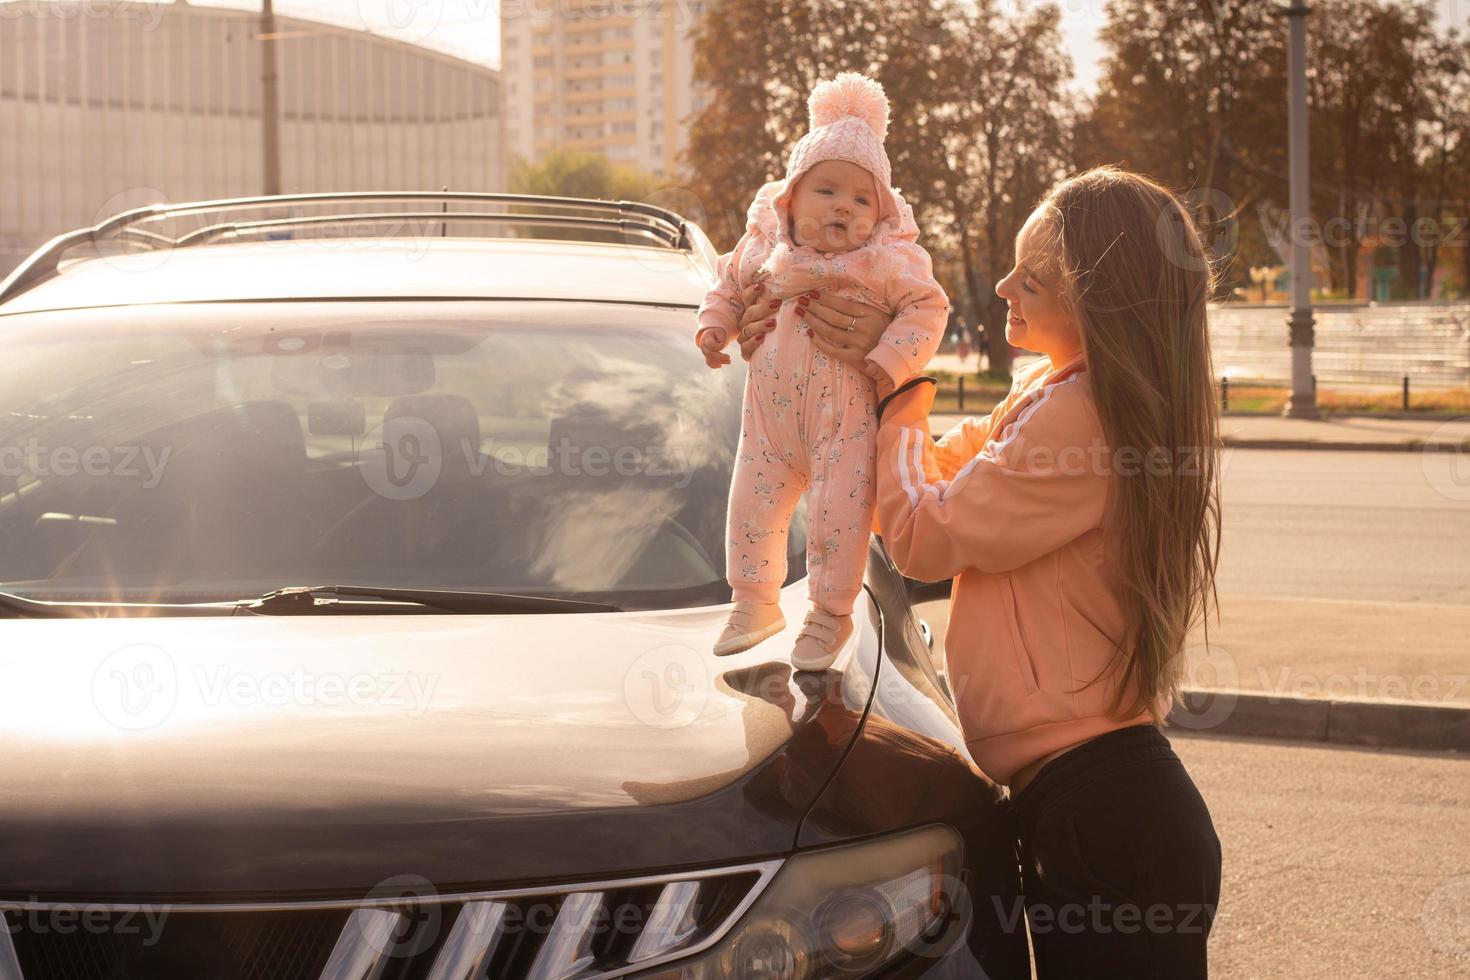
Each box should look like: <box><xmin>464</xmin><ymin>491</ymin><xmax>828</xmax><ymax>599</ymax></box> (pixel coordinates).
<box><xmin>695</xmin><ymin>72</ymin><xmax>949</xmax><ymax>670</ymax></box>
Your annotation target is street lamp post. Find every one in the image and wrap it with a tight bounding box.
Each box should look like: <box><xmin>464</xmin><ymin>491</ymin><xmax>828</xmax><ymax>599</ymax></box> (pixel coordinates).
<box><xmin>261</xmin><ymin>0</ymin><xmax>282</xmax><ymax>196</ymax></box>
<box><xmin>1283</xmin><ymin>0</ymin><xmax>1318</xmax><ymax>418</ymax></box>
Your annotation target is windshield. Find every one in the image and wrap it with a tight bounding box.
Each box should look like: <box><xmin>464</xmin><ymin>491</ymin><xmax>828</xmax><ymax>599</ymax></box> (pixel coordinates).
<box><xmin>0</xmin><ymin>300</ymin><xmax>807</xmax><ymax>610</ymax></box>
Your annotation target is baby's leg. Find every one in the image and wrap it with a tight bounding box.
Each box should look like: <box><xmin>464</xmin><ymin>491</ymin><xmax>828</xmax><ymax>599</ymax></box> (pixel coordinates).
<box><xmin>805</xmin><ymin>368</ymin><xmax>879</xmax><ymax>617</ymax></box>
<box><xmin>726</xmin><ymin>380</ymin><xmax>810</xmax><ymax>604</ymax></box>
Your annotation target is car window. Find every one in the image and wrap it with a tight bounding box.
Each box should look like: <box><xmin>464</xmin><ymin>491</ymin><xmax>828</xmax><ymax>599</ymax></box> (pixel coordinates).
<box><xmin>0</xmin><ymin>300</ymin><xmax>808</xmax><ymax>610</ymax></box>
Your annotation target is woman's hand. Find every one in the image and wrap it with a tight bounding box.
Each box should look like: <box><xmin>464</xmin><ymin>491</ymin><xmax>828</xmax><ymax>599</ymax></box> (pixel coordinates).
<box><xmin>735</xmin><ymin>287</ymin><xmax>898</xmax><ymax>368</ymax></box>
<box><xmin>802</xmin><ymin>292</ymin><xmax>894</xmax><ymax>372</ymax></box>
<box><xmin>735</xmin><ymin>280</ymin><xmax>781</xmax><ymax>361</ymax></box>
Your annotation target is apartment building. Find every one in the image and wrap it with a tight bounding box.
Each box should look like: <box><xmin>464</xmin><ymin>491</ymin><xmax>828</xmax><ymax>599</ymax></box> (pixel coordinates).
<box><xmin>499</xmin><ymin>1</ymin><xmax>710</xmax><ymax>179</ymax></box>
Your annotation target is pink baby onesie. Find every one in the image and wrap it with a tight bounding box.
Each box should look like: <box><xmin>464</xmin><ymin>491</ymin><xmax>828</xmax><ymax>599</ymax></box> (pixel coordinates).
<box><xmin>696</xmin><ymin>177</ymin><xmax>949</xmax><ymax>617</ymax></box>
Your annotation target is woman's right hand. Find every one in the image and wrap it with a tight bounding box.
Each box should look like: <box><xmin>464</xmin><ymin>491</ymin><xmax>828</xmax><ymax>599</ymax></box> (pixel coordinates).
<box><xmin>802</xmin><ymin>291</ymin><xmax>893</xmax><ymax>373</ymax></box>
<box><xmin>736</xmin><ymin>279</ymin><xmax>782</xmax><ymax>361</ymax></box>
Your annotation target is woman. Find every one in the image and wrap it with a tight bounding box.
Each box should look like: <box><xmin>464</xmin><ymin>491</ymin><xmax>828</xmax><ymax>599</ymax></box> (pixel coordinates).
<box><xmin>729</xmin><ymin>165</ymin><xmax>1224</xmax><ymax>978</ymax></box>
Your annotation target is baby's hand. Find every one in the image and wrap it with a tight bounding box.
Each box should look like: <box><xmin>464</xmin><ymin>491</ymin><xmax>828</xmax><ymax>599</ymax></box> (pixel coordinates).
<box><xmin>698</xmin><ymin>329</ymin><xmax>732</xmax><ymax>369</ymax></box>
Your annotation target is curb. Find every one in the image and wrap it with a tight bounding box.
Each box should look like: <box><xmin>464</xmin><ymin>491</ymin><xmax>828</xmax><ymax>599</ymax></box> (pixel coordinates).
<box><xmin>925</xmin><ymin>416</ymin><xmax>1468</xmax><ymax>454</ymax></box>
<box><xmin>1166</xmin><ymin>688</ymin><xmax>1470</xmax><ymax>753</ymax></box>
<box><xmin>1221</xmin><ymin>438</ymin><xmax>1469</xmax><ymax>453</ymax></box>
<box><xmin>923</xmin><ymin>423</ymin><xmax>1464</xmax><ymax>452</ymax></box>
<box><xmin>1222</xmin><ymin>410</ymin><xmax>1469</xmax><ymax>422</ymax></box>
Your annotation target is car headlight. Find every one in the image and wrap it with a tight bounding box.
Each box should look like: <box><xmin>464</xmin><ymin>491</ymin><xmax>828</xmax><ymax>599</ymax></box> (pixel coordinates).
<box><xmin>635</xmin><ymin>824</ymin><xmax>969</xmax><ymax>979</ymax></box>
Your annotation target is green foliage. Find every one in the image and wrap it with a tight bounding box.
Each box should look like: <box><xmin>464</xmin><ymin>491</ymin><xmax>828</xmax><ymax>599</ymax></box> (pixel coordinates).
<box><xmin>684</xmin><ymin>0</ymin><xmax>1074</xmax><ymax>378</ymax></box>
<box><xmin>683</xmin><ymin>0</ymin><xmax>1470</xmax><ymax>357</ymax></box>
<box><xmin>1086</xmin><ymin>0</ymin><xmax>1467</xmax><ymax>301</ymax></box>
<box><xmin>505</xmin><ymin>149</ymin><xmax>667</xmax><ymax>244</ymax></box>
<box><xmin>509</xmin><ymin>148</ymin><xmax>662</xmax><ymax>202</ymax></box>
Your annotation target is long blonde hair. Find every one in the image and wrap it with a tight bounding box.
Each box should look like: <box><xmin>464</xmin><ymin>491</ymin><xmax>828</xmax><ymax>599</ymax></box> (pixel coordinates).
<box><xmin>1037</xmin><ymin>166</ymin><xmax>1223</xmax><ymax>724</ymax></box>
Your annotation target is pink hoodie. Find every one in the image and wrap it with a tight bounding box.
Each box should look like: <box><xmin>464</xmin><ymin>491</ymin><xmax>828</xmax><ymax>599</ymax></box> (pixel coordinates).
<box><xmin>874</xmin><ymin>353</ymin><xmax>1157</xmax><ymax>785</ymax></box>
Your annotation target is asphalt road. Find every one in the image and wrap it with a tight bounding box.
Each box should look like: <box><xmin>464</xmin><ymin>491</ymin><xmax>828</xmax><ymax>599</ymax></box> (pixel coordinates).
<box><xmin>916</xmin><ymin>447</ymin><xmax>1470</xmax><ymax>705</ymax></box>
<box><xmin>1171</xmin><ymin>732</ymin><xmax>1470</xmax><ymax>979</ymax></box>
<box><xmin>917</xmin><ymin>447</ymin><xmax>1470</xmax><ymax>704</ymax></box>
<box><xmin>1213</xmin><ymin>448</ymin><xmax>1470</xmax><ymax>606</ymax></box>
<box><xmin>910</xmin><ymin>447</ymin><xmax>1470</xmax><ymax>976</ymax></box>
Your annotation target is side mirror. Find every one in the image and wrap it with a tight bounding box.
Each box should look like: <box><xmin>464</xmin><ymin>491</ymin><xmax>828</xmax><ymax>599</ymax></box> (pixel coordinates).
<box><xmin>874</xmin><ymin>535</ymin><xmax>954</xmax><ymax>604</ymax></box>
<box><xmin>904</xmin><ymin>576</ymin><xmax>953</xmax><ymax>604</ymax></box>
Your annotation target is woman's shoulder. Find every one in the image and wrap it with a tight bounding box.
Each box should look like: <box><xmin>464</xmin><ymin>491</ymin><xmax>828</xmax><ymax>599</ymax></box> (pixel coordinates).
<box><xmin>1044</xmin><ymin>369</ymin><xmax>1102</xmax><ymax>430</ymax></box>
<box><xmin>988</xmin><ymin>365</ymin><xmax>1105</xmax><ymax>465</ymax></box>
<box><xmin>1029</xmin><ymin>363</ymin><xmax>1101</xmax><ymax>423</ymax></box>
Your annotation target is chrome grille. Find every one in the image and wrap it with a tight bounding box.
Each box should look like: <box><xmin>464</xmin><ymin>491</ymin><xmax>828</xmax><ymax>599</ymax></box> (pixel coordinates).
<box><xmin>1</xmin><ymin>906</ymin><xmax>347</xmax><ymax>980</ymax></box>
<box><xmin>0</xmin><ymin>859</ymin><xmax>781</xmax><ymax>980</ymax></box>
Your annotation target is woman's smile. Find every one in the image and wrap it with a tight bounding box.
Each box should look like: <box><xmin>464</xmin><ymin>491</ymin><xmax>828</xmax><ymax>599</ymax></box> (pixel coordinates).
<box><xmin>1007</xmin><ymin>307</ymin><xmax>1028</xmax><ymax>342</ymax></box>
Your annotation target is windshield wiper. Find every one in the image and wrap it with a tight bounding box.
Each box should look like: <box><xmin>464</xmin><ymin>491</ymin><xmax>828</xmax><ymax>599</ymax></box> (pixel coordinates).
<box><xmin>240</xmin><ymin>585</ymin><xmax>622</xmax><ymax>615</ymax></box>
<box><xmin>0</xmin><ymin>591</ymin><xmax>240</xmax><ymax>618</ymax></box>
<box><xmin>0</xmin><ymin>586</ymin><xmax>621</xmax><ymax>618</ymax></box>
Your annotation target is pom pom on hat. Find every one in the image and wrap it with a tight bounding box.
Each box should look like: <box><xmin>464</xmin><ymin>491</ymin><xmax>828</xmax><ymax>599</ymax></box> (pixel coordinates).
<box><xmin>808</xmin><ymin>72</ymin><xmax>889</xmax><ymax>142</ymax></box>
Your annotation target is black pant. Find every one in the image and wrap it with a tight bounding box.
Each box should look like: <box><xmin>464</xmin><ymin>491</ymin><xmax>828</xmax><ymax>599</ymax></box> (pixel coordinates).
<box><xmin>1009</xmin><ymin>723</ymin><xmax>1222</xmax><ymax>979</ymax></box>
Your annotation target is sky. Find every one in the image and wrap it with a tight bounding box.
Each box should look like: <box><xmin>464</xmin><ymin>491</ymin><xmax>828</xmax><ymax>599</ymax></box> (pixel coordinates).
<box><xmin>1049</xmin><ymin>0</ymin><xmax>1108</xmax><ymax>95</ymax></box>
<box><xmin>34</xmin><ymin>0</ymin><xmax>1470</xmax><ymax>95</ymax></box>
<box><xmin>1047</xmin><ymin>0</ymin><xmax>1469</xmax><ymax>96</ymax></box>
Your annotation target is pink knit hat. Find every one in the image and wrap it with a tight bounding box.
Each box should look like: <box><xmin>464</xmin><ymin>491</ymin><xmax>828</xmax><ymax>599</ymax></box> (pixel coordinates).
<box><xmin>774</xmin><ymin>72</ymin><xmax>902</xmax><ymax>227</ymax></box>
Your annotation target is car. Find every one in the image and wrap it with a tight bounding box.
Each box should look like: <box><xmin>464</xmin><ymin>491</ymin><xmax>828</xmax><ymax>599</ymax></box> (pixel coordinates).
<box><xmin>0</xmin><ymin>192</ymin><xmax>1027</xmax><ymax>980</ymax></box>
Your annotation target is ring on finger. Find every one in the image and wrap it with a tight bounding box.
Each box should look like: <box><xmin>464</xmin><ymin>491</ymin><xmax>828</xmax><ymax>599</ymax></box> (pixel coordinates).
<box><xmin>845</xmin><ymin>313</ymin><xmax>857</xmax><ymax>332</ymax></box>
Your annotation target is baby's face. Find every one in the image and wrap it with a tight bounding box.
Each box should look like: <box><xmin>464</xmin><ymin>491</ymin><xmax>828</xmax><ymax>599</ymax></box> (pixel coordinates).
<box><xmin>787</xmin><ymin>160</ymin><xmax>880</xmax><ymax>253</ymax></box>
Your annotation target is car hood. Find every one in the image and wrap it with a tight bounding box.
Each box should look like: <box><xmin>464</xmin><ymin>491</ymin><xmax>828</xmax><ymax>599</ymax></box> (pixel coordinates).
<box><xmin>0</xmin><ymin>587</ymin><xmax>878</xmax><ymax>901</ymax></box>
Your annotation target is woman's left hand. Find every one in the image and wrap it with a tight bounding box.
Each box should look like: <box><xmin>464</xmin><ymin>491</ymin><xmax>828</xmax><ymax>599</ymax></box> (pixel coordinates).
<box><xmin>801</xmin><ymin>292</ymin><xmax>894</xmax><ymax>374</ymax></box>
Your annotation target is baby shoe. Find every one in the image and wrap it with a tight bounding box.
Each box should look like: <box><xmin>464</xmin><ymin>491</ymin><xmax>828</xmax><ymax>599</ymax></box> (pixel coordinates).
<box><xmin>714</xmin><ymin>601</ymin><xmax>786</xmax><ymax>656</ymax></box>
<box><xmin>790</xmin><ymin>608</ymin><xmax>853</xmax><ymax>671</ymax></box>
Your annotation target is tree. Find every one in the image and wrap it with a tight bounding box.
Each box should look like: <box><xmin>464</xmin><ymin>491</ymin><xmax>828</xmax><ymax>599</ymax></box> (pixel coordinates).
<box><xmin>683</xmin><ymin>0</ymin><xmax>951</xmax><ymax>250</ymax></box>
<box><xmin>914</xmin><ymin>0</ymin><xmax>1074</xmax><ymax>378</ymax></box>
<box><xmin>1307</xmin><ymin>0</ymin><xmax>1439</xmax><ymax>298</ymax></box>
<box><xmin>1454</xmin><ymin>36</ymin><xmax>1470</xmax><ymax>298</ymax></box>
<box><xmin>683</xmin><ymin>0</ymin><xmax>1076</xmax><ymax>378</ymax></box>
<box><xmin>1079</xmin><ymin>0</ymin><xmax>1287</xmax><ymax>297</ymax></box>
<box><xmin>1400</xmin><ymin>27</ymin><xmax>1468</xmax><ymax>298</ymax></box>
<box><xmin>506</xmin><ymin>149</ymin><xmax>666</xmax><ymax>244</ymax></box>
<box><xmin>509</xmin><ymin>148</ymin><xmax>662</xmax><ymax>201</ymax></box>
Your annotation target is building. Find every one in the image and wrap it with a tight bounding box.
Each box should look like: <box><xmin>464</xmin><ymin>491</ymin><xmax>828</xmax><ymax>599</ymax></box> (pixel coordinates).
<box><xmin>499</xmin><ymin>0</ymin><xmax>710</xmax><ymax>181</ymax></box>
<box><xmin>0</xmin><ymin>1</ymin><xmax>503</xmax><ymax>280</ymax></box>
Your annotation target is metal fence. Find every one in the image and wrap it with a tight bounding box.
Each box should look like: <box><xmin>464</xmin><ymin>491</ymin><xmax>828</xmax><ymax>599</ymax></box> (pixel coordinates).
<box><xmin>1208</xmin><ymin>302</ymin><xmax>1470</xmax><ymax>388</ymax></box>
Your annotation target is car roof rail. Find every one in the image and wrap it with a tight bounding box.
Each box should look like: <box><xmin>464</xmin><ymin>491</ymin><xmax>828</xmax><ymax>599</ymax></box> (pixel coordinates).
<box><xmin>174</xmin><ymin>211</ymin><xmax>680</xmax><ymax>249</ymax></box>
<box><xmin>0</xmin><ymin>191</ymin><xmax>710</xmax><ymax>307</ymax></box>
